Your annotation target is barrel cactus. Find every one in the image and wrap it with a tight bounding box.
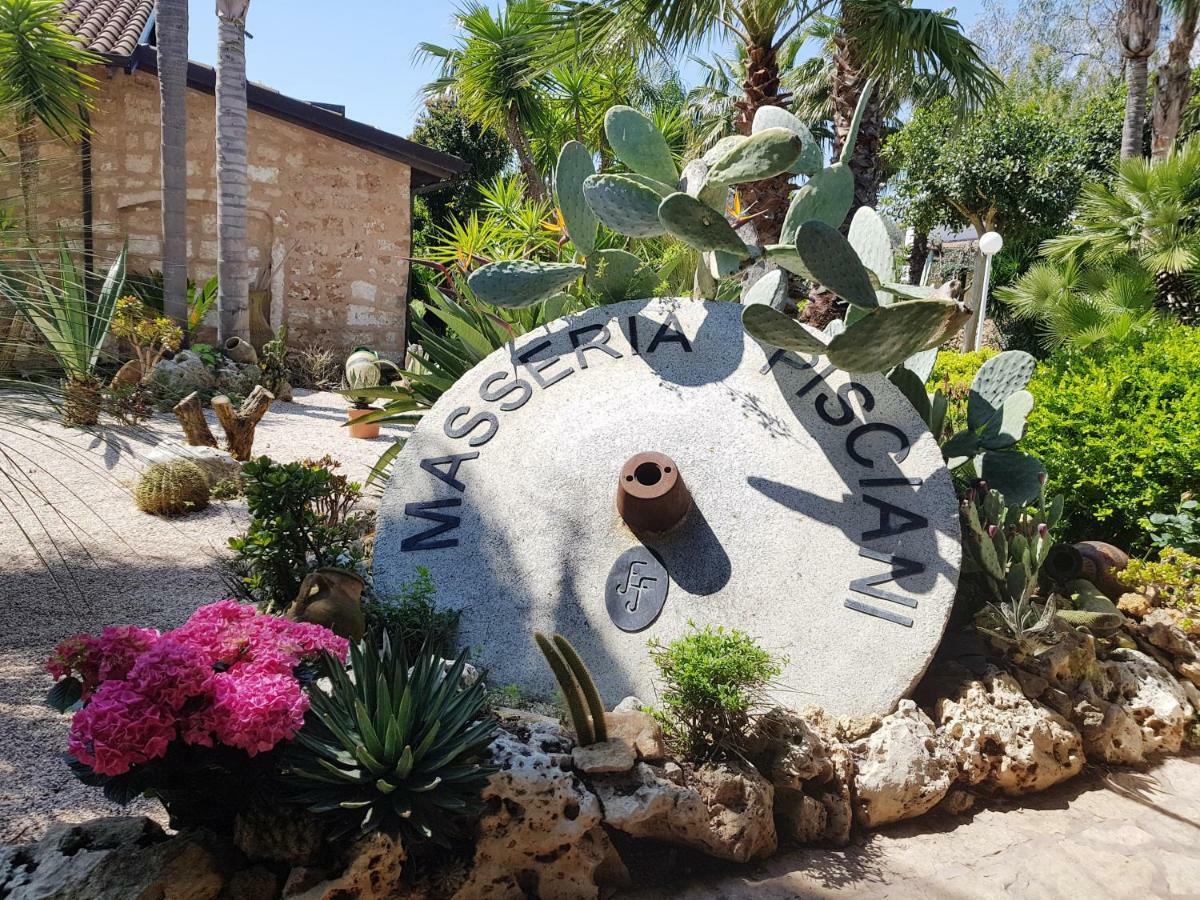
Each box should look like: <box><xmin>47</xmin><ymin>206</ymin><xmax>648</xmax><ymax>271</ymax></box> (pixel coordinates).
<box><xmin>464</xmin><ymin>81</ymin><xmax>970</xmax><ymax>377</ymax></box>
<box><xmin>135</xmin><ymin>459</ymin><xmax>210</xmax><ymax>517</ymax></box>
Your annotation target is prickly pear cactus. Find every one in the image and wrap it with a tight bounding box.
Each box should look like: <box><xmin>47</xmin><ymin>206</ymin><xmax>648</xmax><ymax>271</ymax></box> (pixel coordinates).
<box><xmin>466</xmin><ymin>76</ymin><xmax>971</xmax><ymax>380</ymax></box>
<box><xmin>135</xmin><ymin>459</ymin><xmax>210</xmax><ymax>517</ymax></box>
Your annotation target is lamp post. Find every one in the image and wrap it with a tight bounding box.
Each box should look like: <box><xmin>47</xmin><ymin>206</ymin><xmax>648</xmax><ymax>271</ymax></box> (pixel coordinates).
<box><xmin>969</xmin><ymin>231</ymin><xmax>1004</xmax><ymax>351</ymax></box>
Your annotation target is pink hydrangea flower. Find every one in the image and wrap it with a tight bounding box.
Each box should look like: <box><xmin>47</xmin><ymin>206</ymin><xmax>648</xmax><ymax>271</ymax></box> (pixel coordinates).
<box><xmin>94</xmin><ymin>626</ymin><xmax>160</xmax><ymax>683</ymax></box>
<box><xmin>46</xmin><ymin>634</ymin><xmax>102</xmax><ymax>697</ymax></box>
<box><xmin>68</xmin><ymin>681</ymin><xmax>176</xmax><ymax>776</ymax></box>
<box><xmin>190</xmin><ymin>669</ymin><xmax>310</xmax><ymax>755</ymax></box>
<box><xmin>126</xmin><ymin>638</ymin><xmax>212</xmax><ymax>712</ymax></box>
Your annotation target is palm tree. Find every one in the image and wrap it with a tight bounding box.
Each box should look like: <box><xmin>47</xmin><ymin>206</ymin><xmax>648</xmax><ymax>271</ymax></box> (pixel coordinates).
<box><xmin>417</xmin><ymin>1</ymin><xmax>557</xmax><ymax>202</ymax></box>
<box><xmin>1151</xmin><ymin>0</ymin><xmax>1199</xmax><ymax>159</ymax></box>
<box><xmin>156</xmin><ymin>0</ymin><xmax>189</xmax><ymax>330</ymax></box>
<box><xmin>1116</xmin><ymin>0</ymin><xmax>1162</xmax><ymax>159</ymax></box>
<box><xmin>0</xmin><ymin>0</ymin><xmax>100</xmax><ymax>237</ymax></box>
<box><xmin>584</xmin><ymin>0</ymin><xmax>996</xmax><ymax>239</ymax></box>
<box><xmin>215</xmin><ymin>0</ymin><xmax>251</xmax><ymax>344</ymax></box>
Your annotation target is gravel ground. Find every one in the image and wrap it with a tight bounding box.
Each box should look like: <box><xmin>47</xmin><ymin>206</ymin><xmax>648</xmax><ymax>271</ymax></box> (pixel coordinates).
<box><xmin>0</xmin><ymin>389</ymin><xmax>409</xmax><ymax>843</ymax></box>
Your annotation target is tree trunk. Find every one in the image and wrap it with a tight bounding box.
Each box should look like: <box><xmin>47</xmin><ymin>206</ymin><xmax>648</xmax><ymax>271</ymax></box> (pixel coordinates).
<box><xmin>1117</xmin><ymin>0</ymin><xmax>1162</xmax><ymax>159</ymax></box>
<box><xmin>212</xmin><ymin>384</ymin><xmax>273</xmax><ymax>460</ymax></box>
<box><xmin>158</xmin><ymin>0</ymin><xmax>190</xmax><ymax>329</ymax></box>
<box><xmin>732</xmin><ymin>39</ymin><xmax>792</xmax><ymax>245</ymax></box>
<box><xmin>80</xmin><ymin>105</ymin><xmax>96</xmax><ymax>301</ymax></box>
<box><xmin>830</xmin><ymin>27</ymin><xmax>883</xmax><ymax>225</ymax></box>
<box><xmin>504</xmin><ymin>107</ymin><xmax>547</xmax><ymax>203</ymax></box>
<box><xmin>907</xmin><ymin>230</ymin><xmax>929</xmax><ymax>285</ymax></box>
<box><xmin>1151</xmin><ymin>2</ymin><xmax>1198</xmax><ymax>159</ymax></box>
<box><xmin>173</xmin><ymin>391</ymin><xmax>218</xmax><ymax>446</ymax></box>
<box><xmin>216</xmin><ymin>2</ymin><xmax>251</xmax><ymax>344</ymax></box>
<box><xmin>17</xmin><ymin>120</ymin><xmax>38</xmax><ymax>238</ymax></box>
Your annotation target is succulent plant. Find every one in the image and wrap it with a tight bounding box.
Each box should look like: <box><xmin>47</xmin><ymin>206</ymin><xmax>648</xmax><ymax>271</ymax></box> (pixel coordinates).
<box><xmin>343</xmin><ymin>347</ymin><xmax>401</xmax><ymax>411</ymax></box>
<box><xmin>463</xmin><ymin>81</ymin><xmax>971</xmax><ymax>376</ymax></box>
<box><xmin>282</xmin><ymin>636</ymin><xmax>497</xmax><ymax>843</ymax></box>
<box><xmin>135</xmin><ymin>459</ymin><xmax>210</xmax><ymax>517</ymax></box>
<box><xmin>962</xmin><ymin>480</ymin><xmax>1064</xmax><ymax>652</ymax></box>
<box><xmin>534</xmin><ymin>632</ymin><xmax>607</xmax><ymax>746</ymax></box>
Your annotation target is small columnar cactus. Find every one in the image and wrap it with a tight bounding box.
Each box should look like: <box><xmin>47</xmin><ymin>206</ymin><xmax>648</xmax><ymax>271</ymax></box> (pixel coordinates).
<box><xmin>135</xmin><ymin>459</ymin><xmax>210</xmax><ymax>517</ymax></box>
<box><xmin>466</xmin><ymin>81</ymin><xmax>970</xmax><ymax>377</ymax></box>
<box><xmin>534</xmin><ymin>632</ymin><xmax>607</xmax><ymax>746</ymax></box>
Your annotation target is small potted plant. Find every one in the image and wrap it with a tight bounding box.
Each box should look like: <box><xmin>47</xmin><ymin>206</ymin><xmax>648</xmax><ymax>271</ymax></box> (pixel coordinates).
<box><xmin>343</xmin><ymin>347</ymin><xmax>395</xmax><ymax>439</ymax></box>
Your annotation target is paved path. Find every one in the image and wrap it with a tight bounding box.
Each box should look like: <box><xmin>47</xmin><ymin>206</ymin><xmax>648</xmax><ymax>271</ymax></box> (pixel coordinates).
<box><xmin>628</xmin><ymin>756</ymin><xmax>1200</xmax><ymax>899</ymax></box>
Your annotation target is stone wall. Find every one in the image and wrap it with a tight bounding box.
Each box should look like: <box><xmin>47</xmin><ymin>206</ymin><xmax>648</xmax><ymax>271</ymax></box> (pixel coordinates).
<box><xmin>15</xmin><ymin>66</ymin><xmax>413</xmax><ymax>354</ymax></box>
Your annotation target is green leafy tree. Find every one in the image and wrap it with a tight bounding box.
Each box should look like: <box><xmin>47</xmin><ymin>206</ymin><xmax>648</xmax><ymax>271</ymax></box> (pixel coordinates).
<box><xmin>1151</xmin><ymin>0</ymin><xmax>1200</xmax><ymax>158</ymax></box>
<box><xmin>410</xmin><ymin>96</ymin><xmax>512</xmax><ymax>239</ymax></box>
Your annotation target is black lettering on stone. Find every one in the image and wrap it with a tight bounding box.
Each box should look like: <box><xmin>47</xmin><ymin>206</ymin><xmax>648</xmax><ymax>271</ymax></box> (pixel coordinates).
<box><xmin>796</xmin><ymin>364</ymin><xmax>836</xmax><ymax>398</ymax></box>
<box><xmin>569</xmin><ymin>324</ymin><xmax>623</xmax><ymax>369</ymax></box>
<box><xmin>844</xmin><ymin>598</ymin><xmax>914</xmax><ymax>628</ymax></box>
<box><xmin>846</xmin><ymin>422</ymin><xmax>911</xmax><ymax>467</ymax></box>
<box><xmin>444</xmin><ymin>406</ymin><xmax>499</xmax><ymax>447</ymax></box>
<box><xmin>760</xmin><ymin>348</ymin><xmax>815</xmax><ymax>376</ymax></box>
<box><xmin>816</xmin><ymin>382</ymin><xmax>875</xmax><ymax>427</ymax></box>
<box><xmin>401</xmin><ymin>499</ymin><xmax>463</xmax><ymax>551</ymax></box>
<box><xmin>627</xmin><ymin>315</ymin><xmax>640</xmax><ymax>355</ymax></box>
<box><xmin>480</xmin><ymin>371</ymin><xmax>533</xmax><ymax>411</ymax></box>
<box><xmin>862</xmin><ymin>495</ymin><xmax>929</xmax><ymax>541</ymax></box>
<box><xmin>516</xmin><ymin>339</ymin><xmax>554</xmax><ymax>364</ymax></box>
<box><xmin>525</xmin><ymin>355</ymin><xmax>574</xmax><ymax>389</ymax></box>
<box><xmin>849</xmin><ymin>548</ymin><xmax>924</xmax><ymax>609</ymax></box>
<box><xmin>646</xmin><ymin>311</ymin><xmax>693</xmax><ymax>353</ymax></box>
<box><xmin>419</xmin><ymin>452</ymin><xmax>480</xmax><ymax>492</ymax></box>
<box><xmin>860</xmin><ymin>477</ymin><xmax>923</xmax><ymax>487</ymax></box>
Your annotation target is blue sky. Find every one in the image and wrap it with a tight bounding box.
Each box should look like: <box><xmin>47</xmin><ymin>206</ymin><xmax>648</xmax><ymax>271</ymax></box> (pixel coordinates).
<box><xmin>186</xmin><ymin>0</ymin><xmax>995</xmax><ymax>138</ymax></box>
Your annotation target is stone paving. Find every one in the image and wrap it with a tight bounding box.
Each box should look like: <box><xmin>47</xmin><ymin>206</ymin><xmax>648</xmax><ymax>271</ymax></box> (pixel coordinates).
<box><xmin>628</xmin><ymin>756</ymin><xmax>1200</xmax><ymax>899</ymax></box>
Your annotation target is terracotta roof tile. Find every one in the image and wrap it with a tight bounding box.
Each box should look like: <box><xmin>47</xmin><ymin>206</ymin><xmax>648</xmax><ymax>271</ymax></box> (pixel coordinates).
<box><xmin>59</xmin><ymin>0</ymin><xmax>153</xmax><ymax>59</ymax></box>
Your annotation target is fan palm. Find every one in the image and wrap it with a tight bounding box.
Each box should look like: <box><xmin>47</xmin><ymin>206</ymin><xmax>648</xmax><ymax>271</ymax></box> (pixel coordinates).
<box><xmin>417</xmin><ymin>0</ymin><xmax>559</xmax><ymax>202</ymax></box>
<box><xmin>0</xmin><ymin>0</ymin><xmax>101</xmax><ymax>236</ymax></box>
<box><xmin>1116</xmin><ymin>0</ymin><xmax>1161</xmax><ymax>159</ymax></box>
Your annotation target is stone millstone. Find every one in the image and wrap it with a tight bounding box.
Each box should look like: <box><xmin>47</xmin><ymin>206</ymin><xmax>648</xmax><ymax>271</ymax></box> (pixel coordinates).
<box><xmin>374</xmin><ymin>298</ymin><xmax>961</xmax><ymax>717</ymax></box>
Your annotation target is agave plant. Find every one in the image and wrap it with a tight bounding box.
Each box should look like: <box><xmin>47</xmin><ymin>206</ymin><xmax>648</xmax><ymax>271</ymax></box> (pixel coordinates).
<box><xmin>0</xmin><ymin>243</ymin><xmax>127</xmax><ymax>426</ymax></box>
<box><xmin>464</xmin><ymin>83</ymin><xmax>971</xmax><ymax>376</ymax></box>
<box><xmin>282</xmin><ymin>635</ymin><xmax>497</xmax><ymax>844</ymax></box>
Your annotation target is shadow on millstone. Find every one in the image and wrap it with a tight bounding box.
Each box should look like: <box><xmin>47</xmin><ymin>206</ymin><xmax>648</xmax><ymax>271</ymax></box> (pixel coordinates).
<box><xmin>615</xmin><ymin>297</ymin><xmax>745</xmax><ymax>388</ymax></box>
<box><xmin>644</xmin><ymin>502</ymin><xmax>731</xmax><ymax>596</ymax></box>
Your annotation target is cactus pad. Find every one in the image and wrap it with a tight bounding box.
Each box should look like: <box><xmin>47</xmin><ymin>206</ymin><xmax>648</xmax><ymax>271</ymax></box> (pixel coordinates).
<box><xmin>702</xmin><ymin>134</ymin><xmax>747</xmax><ymax>166</ymax></box>
<box><xmin>968</xmin><ymin>350</ymin><xmax>1036</xmax><ymax>430</ymax></box>
<box><xmin>743</xmin><ymin>268</ymin><xmax>788</xmax><ymax>309</ymax></box>
<box><xmin>706</xmin><ymin>127</ymin><xmax>803</xmax><ymax>185</ymax></box>
<box><xmin>840</xmin><ymin>78</ymin><xmax>876</xmax><ymax>166</ymax></box>
<box><xmin>763</xmin><ymin>244</ymin><xmax>814</xmax><ymax>278</ymax></box>
<box><xmin>604</xmin><ymin>105</ymin><xmax>678</xmax><ymax>185</ymax></box>
<box><xmin>846</xmin><ymin>206</ymin><xmax>895</xmax><ymax>287</ymax></box>
<box><xmin>468</xmin><ymin>260</ymin><xmax>585</xmax><ymax>308</ymax></box>
<box><xmin>781</xmin><ymin>162</ymin><xmax>855</xmax><ymax>239</ymax></box>
<box><xmin>978</xmin><ymin>389</ymin><xmax>1034</xmax><ymax>450</ymax></box>
<box><xmin>582</xmin><ymin>174</ymin><xmax>668</xmax><ymax>237</ymax></box>
<box><xmin>827</xmin><ymin>299</ymin><xmax>971</xmax><ymax>372</ymax></box>
<box><xmin>624</xmin><ymin>173</ymin><xmax>676</xmax><ymax>197</ymax></box>
<box><xmin>135</xmin><ymin>459</ymin><xmax>210</xmax><ymax>517</ymax></box>
<box><xmin>658</xmin><ymin>192</ymin><xmax>748</xmax><ymax>255</ymax></box>
<box><xmin>795</xmin><ymin>220</ymin><xmax>879</xmax><ymax>308</ymax></box>
<box><xmin>555</xmin><ymin>141</ymin><xmax>597</xmax><ymax>255</ymax></box>
<box><xmin>976</xmin><ymin>450</ymin><xmax>1046</xmax><ymax>506</ymax></box>
<box><xmin>751</xmin><ymin>106</ymin><xmax>822</xmax><ymax>175</ymax></box>
<box><xmin>741</xmin><ymin>303</ymin><xmax>828</xmax><ymax>355</ymax></box>
<box><xmin>586</xmin><ymin>249</ymin><xmax>657</xmax><ymax>303</ymax></box>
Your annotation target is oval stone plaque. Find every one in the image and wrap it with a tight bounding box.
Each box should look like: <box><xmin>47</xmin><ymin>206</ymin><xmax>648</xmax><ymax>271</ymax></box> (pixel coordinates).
<box><xmin>374</xmin><ymin>298</ymin><xmax>961</xmax><ymax>716</ymax></box>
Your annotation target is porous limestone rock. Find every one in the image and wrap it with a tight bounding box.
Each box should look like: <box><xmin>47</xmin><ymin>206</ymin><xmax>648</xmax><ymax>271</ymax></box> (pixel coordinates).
<box><xmin>1178</xmin><ymin>660</ymin><xmax>1200</xmax><ymax>690</ymax></box>
<box><xmin>153</xmin><ymin>350</ymin><xmax>217</xmax><ymax>396</ymax></box>
<box><xmin>285</xmin><ymin>831</ymin><xmax>404</xmax><ymax>900</ymax></box>
<box><xmin>1100</xmin><ymin>649</ymin><xmax>1194</xmax><ymax>756</ymax></box>
<box><xmin>1070</xmin><ymin>684</ymin><xmax>1147</xmax><ymax>766</ymax></box>
<box><xmin>749</xmin><ymin>707</ymin><xmax>834</xmax><ymax>789</ymax></box>
<box><xmin>455</xmin><ymin>729</ymin><xmax>628</xmax><ymax>900</ymax></box>
<box><xmin>143</xmin><ymin>444</ymin><xmax>242</xmax><ymax>488</ymax></box>
<box><xmin>0</xmin><ymin>817</ymin><xmax>229</xmax><ymax>900</ymax></box>
<box><xmin>573</xmin><ymin>739</ymin><xmax>637</xmax><ymax>774</ymax></box>
<box><xmin>936</xmin><ymin>670</ymin><xmax>1084</xmax><ymax>795</ymax></box>
<box><xmin>605</xmin><ymin>709</ymin><xmax>669</xmax><ymax>761</ymax></box>
<box><xmin>1117</xmin><ymin>591</ymin><xmax>1152</xmax><ymax>618</ymax></box>
<box><xmin>1138</xmin><ymin>609</ymin><xmax>1196</xmax><ymax>660</ymax></box>
<box><xmin>849</xmin><ymin>700</ymin><xmax>954</xmax><ymax>827</ymax></box>
<box><xmin>592</xmin><ymin>760</ymin><xmax>777</xmax><ymax>862</ymax></box>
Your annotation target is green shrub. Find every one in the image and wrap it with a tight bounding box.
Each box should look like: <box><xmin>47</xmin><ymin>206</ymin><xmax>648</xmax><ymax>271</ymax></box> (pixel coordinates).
<box><xmin>1022</xmin><ymin>325</ymin><xmax>1200</xmax><ymax>550</ymax></box>
<box><xmin>929</xmin><ymin>348</ymin><xmax>998</xmax><ymax>436</ymax></box>
<box><xmin>365</xmin><ymin>566</ymin><xmax>461</xmax><ymax>659</ymax></box>
<box><xmin>227</xmin><ymin>456</ymin><xmax>369</xmax><ymax>611</ymax></box>
<box><xmin>1122</xmin><ymin>548</ymin><xmax>1200</xmax><ymax>614</ymax></box>
<box><xmin>1143</xmin><ymin>494</ymin><xmax>1200</xmax><ymax>555</ymax></box>
<box><xmin>282</xmin><ymin>638</ymin><xmax>497</xmax><ymax>844</ymax></box>
<box><xmin>649</xmin><ymin>623</ymin><xmax>782</xmax><ymax>761</ymax></box>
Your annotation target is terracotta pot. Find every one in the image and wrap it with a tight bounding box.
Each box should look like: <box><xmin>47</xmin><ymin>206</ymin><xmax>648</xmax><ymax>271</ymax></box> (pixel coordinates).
<box><xmin>348</xmin><ymin>406</ymin><xmax>380</xmax><ymax>439</ymax></box>
<box><xmin>223</xmin><ymin>336</ymin><xmax>259</xmax><ymax>366</ymax></box>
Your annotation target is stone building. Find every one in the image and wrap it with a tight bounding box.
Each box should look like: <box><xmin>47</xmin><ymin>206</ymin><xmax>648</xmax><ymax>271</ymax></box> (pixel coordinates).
<box><xmin>41</xmin><ymin>0</ymin><xmax>466</xmax><ymax>354</ymax></box>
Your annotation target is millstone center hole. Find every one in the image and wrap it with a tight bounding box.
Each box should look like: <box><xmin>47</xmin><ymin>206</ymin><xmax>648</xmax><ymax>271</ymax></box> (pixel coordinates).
<box><xmin>634</xmin><ymin>462</ymin><xmax>662</xmax><ymax>486</ymax></box>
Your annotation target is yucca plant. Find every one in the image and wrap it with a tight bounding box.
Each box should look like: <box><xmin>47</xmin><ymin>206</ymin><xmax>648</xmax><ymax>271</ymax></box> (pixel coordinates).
<box><xmin>0</xmin><ymin>244</ymin><xmax>127</xmax><ymax>426</ymax></box>
<box><xmin>281</xmin><ymin>635</ymin><xmax>497</xmax><ymax>844</ymax></box>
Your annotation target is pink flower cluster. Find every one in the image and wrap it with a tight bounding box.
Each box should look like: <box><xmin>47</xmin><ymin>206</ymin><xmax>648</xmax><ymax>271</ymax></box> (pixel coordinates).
<box><xmin>47</xmin><ymin>600</ymin><xmax>348</xmax><ymax>777</ymax></box>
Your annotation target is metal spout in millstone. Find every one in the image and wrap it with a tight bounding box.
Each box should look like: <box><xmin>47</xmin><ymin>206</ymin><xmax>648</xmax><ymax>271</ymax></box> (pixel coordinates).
<box><xmin>616</xmin><ymin>451</ymin><xmax>692</xmax><ymax>534</ymax></box>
